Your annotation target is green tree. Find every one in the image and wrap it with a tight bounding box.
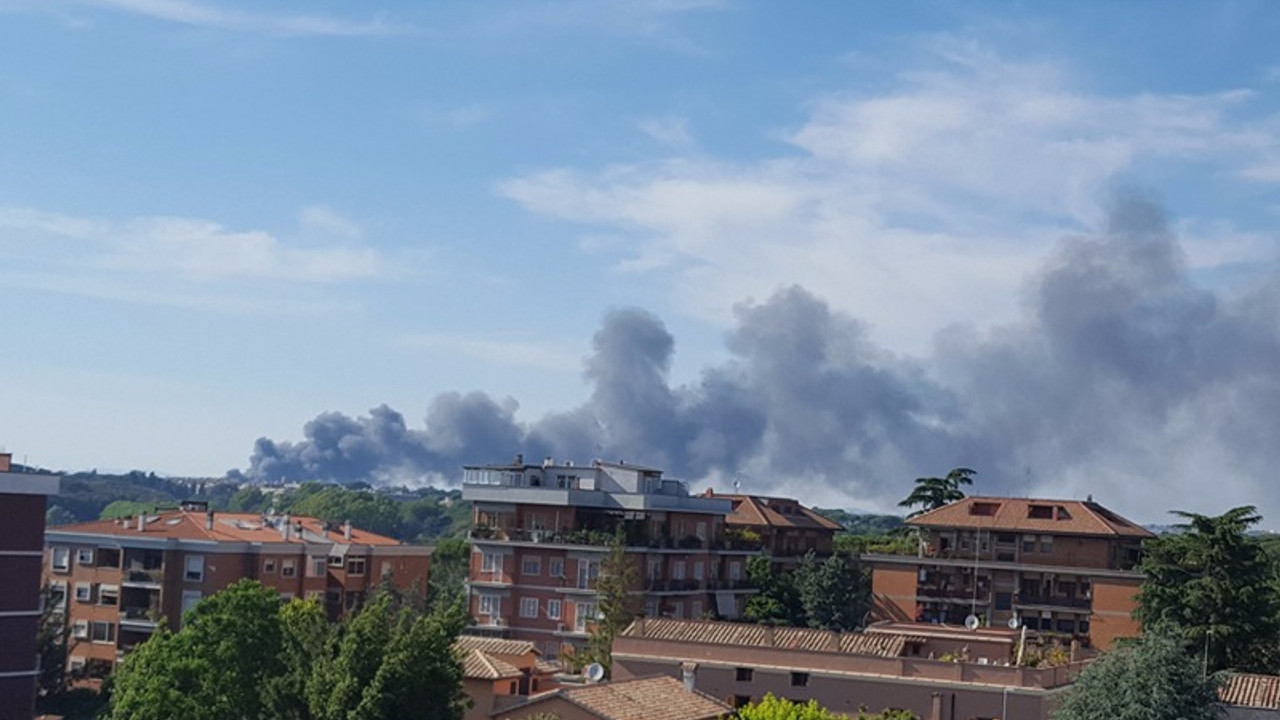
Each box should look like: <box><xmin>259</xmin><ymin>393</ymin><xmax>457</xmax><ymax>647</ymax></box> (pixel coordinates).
<box><xmin>265</xmin><ymin>598</ymin><xmax>330</xmax><ymax>720</ymax></box>
<box><xmin>897</xmin><ymin>467</ymin><xmax>975</xmax><ymax>518</ymax></box>
<box><xmin>227</xmin><ymin>486</ymin><xmax>269</xmax><ymax>513</ymax></box>
<box><xmin>427</xmin><ymin>537</ymin><xmax>471</xmax><ymax>609</ymax></box>
<box><xmin>36</xmin><ymin>584</ymin><xmax>68</xmax><ymax>700</ymax></box>
<box><xmin>585</xmin><ymin>529</ymin><xmax>640</xmax><ymax>676</ymax></box>
<box><xmin>743</xmin><ymin>555</ymin><xmax>803</xmax><ymax>626</ymax></box>
<box><xmin>1053</xmin><ymin>629</ymin><xmax>1221</xmax><ymax>720</ymax></box>
<box><xmin>99</xmin><ymin>500</ymin><xmax>156</xmax><ymax>520</ymax></box>
<box><xmin>737</xmin><ymin>694</ymin><xmax>917</xmax><ymax>719</ymax></box>
<box><xmin>290</xmin><ymin>487</ymin><xmax>402</xmax><ymax>538</ymax></box>
<box><xmin>107</xmin><ymin>580</ymin><xmax>285</xmax><ymax>720</ymax></box>
<box><xmin>1135</xmin><ymin>505</ymin><xmax>1280</xmax><ymax>674</ymax></box>
<box><xmin>798</xmin><ymin>552</ymin><xmax>868</xmax><ymax>632</ymax></box>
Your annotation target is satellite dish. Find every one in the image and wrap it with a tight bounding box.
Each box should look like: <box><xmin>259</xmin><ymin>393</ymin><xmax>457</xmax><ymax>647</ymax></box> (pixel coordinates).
<box><xmin>964</xmin><ymin>614</ymin><xmax>981</xmax><ymax>631</ymax></box>
<box><xmin>1008</xmin><ymin>616</ymin><xmax>1021</xmax><ymax>630</ymax></box>
<box><xmin>585</xmin><ymin>663</ymin><xmax>605</xmax><ymax>683</ymax></box>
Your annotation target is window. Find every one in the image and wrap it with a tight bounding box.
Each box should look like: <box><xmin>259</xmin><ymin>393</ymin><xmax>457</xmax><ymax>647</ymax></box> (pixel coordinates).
<box><xmin>1028</xmin><ymin>504</ymin><xmax>1054</xmax><ymax>519</ymax></box>
<box><xmin>98</xmin><ymin>584</ymin><xmax>119</xmax><ymax>607</ymax></box>
<box><xmin>48</xmin><ymin>582</ymin><xmax>68</xmax><ymax>611</ymax></box>
<box><xmin>97</xmin><ymin>547</ymin><xmax>121</xmax><ymax>568</ymax></box>
<box><xmin>995</xmin><ymin>592</ymin><xmax>1012</xmax><ymax>611</ymax></box>
<box><xmin>672</xmin><ymin>561</ymin><xmax>686</xmax><ymax>580</ymax></box>
<box><xmin>790</xmin><ymin>672</ymin><xmax>809</xmax><ymax>687</ymax></box>
<box><xmin>672</xmin><ymin>602</ymin><xmax>684</xmax><ymax>619</ymax></box>
<box><xmin>647</xmin><ymin>558</ymin><xmax>662</xmax><ymax>580</ymax></box>
<box><xmin>329</xmin><ymin>555</ymin><xmax>345</xmax><ymax>567</ymax></box>
<box><xmin>72</xmin><ymin>620</ymin><xmax>89</xmax><ymax>639</ymax></box>
<box><xmin>381</xmin><ymin>561</ymin><xmax>393</xmax><ymax>578</ymax></box>
<box><xmin>1022</xmin><ymin>535</ymin><xmax>1036</xmax><ymax>553</ymax></box>
<box><xmin>263</xmin><ymin>558</ymin><xmax>277</xmax><ymax>574</ymax></box>
<box><xmin>548</xmin><ymin>557</ymin><xmax>564</xmax><ymax>578</ymax></box>
<box><xmin>75</xmin><ymin>583</ymin><xmax>92</xmax><ymax>603</ymax></box>
<box><xmin>51</xmin><ymin>547</ymin><xmax>70</xmax><ymax>573</ymax></box>
<box><xmin>1040</xmin><ymin>536</ymin><xmax>1053</xmax><ymax>554</ymax></box>
<box><xmin>77</xmin><ymin>548</ymin><xmax>94</xmax><ymax>566</ymax></box>
<box><xmin>691</xmin><ymin>600</ymin><xmax>703</xmax><ymax>618</ymax></box>
<box><xmin>574</xmin><ymin>602</ymin><xmax>597</xmax><ymax>631</ymax></box>
<box><xmin>736</xmin><ymin>667</ymin><xmax>754</xmax><ymax>682</ymax></box>
<box><xmin>522</xmin><ymin>556</ymin><xmax>542</xmax><ymax>576</ymax></box>
<box><xmin>479</xmin><ymin>595</ymin><xmax>499</xmax><ymax>616</ymax></box>
<box><xmin>1055</xmin><ymin>618</ymin><xmax>1076</xmax><ymax>634</ymax></box>
<box><xmin>281</xmin><ymin>559</ymin><xmax>297</xmax><ymax>578</ymax></box>
<box><xmin>346</xmin><ymin>557</ymin><xmax>366</xmax><ymax>576</ymax></box>
<box><xmin>181</xmin><ymin>591</ymin><xmax>203</xmax><ymax>625</ymax></box>
<box><xmin>90</xmin><ymin>621</ymin><xmax>116</xmax><ymax>644</ymax></box>
<box><xmin>520</xmin><ymin>597</ymin><xmax>538</xmax><ymax>618</ymax></box>
<box><xmin>734</xmin><ymin>696</ymin><xmax>753</xmax><ymax>709</ymax></box>
<box><xmin>728</xmin><ymin>561</ymin><xmax>741</xmax><ymax>581</ymax></box>
<box><xmin>308</xmin><ymin>556</ymin><xmax>327</xmax><ymax>578</ymax></box>
<box><xmin>693</xmin><ymin>561</ymin><xmax>705</xmax><ymax>581</ymax></box>
<box><xmin>481</xmin><ymin>552</ymin><xmax>501</xmax><ymax>573</ymax></box>
<box><xmin>185</xmin><ymin>555</ymin><xmax>204</xmax><ymax>582</ymax></box>
<box><xmin>695</xmin><ymin>522</ymin><xmax>707</xmax><ymax>541</ymax></box>
<box><xmin>69</xmin><ymin>656</ymin><xmax>87</xmax><ymax>673</ymax></box>
<box><xmin>547</xmin><ymin>599</ymin><xmax>562</xmax><ymax>620</ymax></box>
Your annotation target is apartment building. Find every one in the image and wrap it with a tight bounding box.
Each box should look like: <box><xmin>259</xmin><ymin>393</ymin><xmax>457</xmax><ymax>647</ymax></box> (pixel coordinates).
<box><xmin>866</xmin><ymin>496</ymin><xmax>1152</xmax><ymax>650</ymax></box>
<box><xmin>709</xmin><ymin>490</ymin><xmax>843</xmax><ymax>565</ymax></box>
<box><xmin>461</xmin><ymin>457</ymin><xmax>760</xmax><ymax>659</ymax></box>
<box><xmin>0</xmin><ymin>452</ymin><xmax>60</xmax><ymax>720</ymax></box>
<box><xmin>612</xmin><ymin>617</ymin><xmax>1084</xmax><ymax>720</ymax></box>
<box><xmin>42</xmin><ymin>502</ymin><xmax>432</xmax><ymax>682</ymax></box>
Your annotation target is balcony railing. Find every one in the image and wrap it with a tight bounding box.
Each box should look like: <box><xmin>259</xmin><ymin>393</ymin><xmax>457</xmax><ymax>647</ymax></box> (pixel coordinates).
<box><xmin>123</xmin><ymin>569</ymin><xmax>164</xmax><ymax>584</ymax></box>
<box><xmin>1015</xmin><ymin>593</ymin><xmax>1091</xmax><ymax>610</ymax></box>
<box><xmin>918</xmin><ymin>586</ymin><xmax>991</xmax><ymax>602</ymax></box>
<box><xmin>119</xmin><ymin>606</ymin><xmax>160</xmax><ymax>629</ymax></box>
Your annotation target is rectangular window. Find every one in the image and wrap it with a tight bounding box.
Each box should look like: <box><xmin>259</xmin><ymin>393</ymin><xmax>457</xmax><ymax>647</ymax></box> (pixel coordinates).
<box><xmin>672</xmin><ymin>602</ymin><xmax>684</xmax><ymax>619</ymax></box>
<box><xmin>549</xmin><ymin>557</ymin><xmax>564</xmax><ymax>577</ymax></box>
<box><xmin>72</xmin><ymin>620</ymin><xmax>89</xmax><ymax>639</ymax></box>
<box><xmin>1040</xmin><ymin>536</ymin><xmax>1053</xmax><ymax>554</ymax></box>
<box><xmin>693</xmin><ymin>561</ymin><xmax>705</xmax><ymax>581</ymax></box>
<box><xmin>695</xmin><ymin>522</ymin><xmax>707</xmax><ymax>541</ymax></box>
<box><xmin>90</xmin><ymin>621</ymin><xmax>116</xmax><ymax>644</ymax></box>
<box><xmin>263</xmin><ymin>558</ymin><xmax>277</xmax><ymax>574</ymax></box>
<box><xmin>728</xmin><ymin>561</ymin><xmax>741</xmax><ymax>581</ymax></box>
<box><xmin>520</xmin><ymin>597</ymin><xmax>539</xmax><ymax>618</ymax></box>
<box><xmin>672</xmin><ymin>561</ymin><xmax>686</xmax><ymax>580</ymax></box>
<box><xmin>346</xmin><ymin>557</ymin><xmax>366</xmax><ymax>576</ymax></box>
<box><xmin>734</xmin><ymin>696</ymin><xmax>752</xmax><ymax>709</ymax></box>
<box><xmin>97</xmin><ymin>547</ymin><xmax>121</xmax><ymax>568</ymax></box>
<box><xmin>574</xmin><ymin>602</ymin><xmax>597</xmax><ymax>631</ymax></box>
<box><xmin>185</xmin><ymin>555</ymin><xmax>205</xmax><ymax>582</ymax></box>
<box><xmin>329</xmin><ymin>555</ymin><xmax>345</xmax><ymax>567</ymax></box>
<box><xmin>481</xmin><ymin>552</ymin><xmax>501</xmax><ymax>573</ymax></box>
<box><xmin>647</xmin><ymin>558</ymin><xmax>662</xmax><ymax>580</ymax></box>
<box><xmin>791</xmin><ymin>672</ymin><xmax>809</xmax><ymax>687</ymax></box>
<box><xmin>98</xmin><ymin>584</ymin><xmax>119</xmax><ymax>607</ymax></box>
<box><xmin>49</xmin><ymin>582</ymin><xmax>68</xmax><ymax>611</ymax></box>
<box><xmin>1022</xmin><ymin>535</ymin><xmax>1036</xmax><ymax>553</ymax></box>
<box><xmin>52</xmin><ymin>547</ymin><xmax>71</xmax><ymax>573</ymax></box>
<box><xmin>308</xmin><ymin>556</ymin><xmax>327</xmax><ymax>578</ymax></box>
<box><xmin>736</xmin><ymin>667</ymin><xmax>754</xmax><ymax>682</ymax></box>
<box><xmin>381</xmin><ymin>561</ymin><xmax>393</xmax><ymax>578</ymax></box>
<box><xmin>995</xmin><ymin>592</ymin><xmax>1012</xmax><ymax>611</ymax></box>
<box><xmin>75</xmin><ymin>582</ymin><xmax>92</xmax><ymax>603</ymax></box>
<box><xmin>181</xmin><ymin>591</ymin><xmax>203</xmax><ymax>625</ymax></box>
<box><xmin>281</xmin><ymin>559</ymin><xmax>297</xmax><ymax>578</ymax></box>
<box><xmin>522</xmin><ymin>556</ymin><xmax>542</xmax><ymax>576</ymax></box>
<box><xmin>77</xmin><ymin>548</ymin><xmax>94</xmax><ymax>566</ymax></box>
<box><xmin>691</xmin><ymin>600</ymin><xmax>703</xmax><ymax>618</ymax></box>
<box><xmin>547</xmin><ymin>599</ymin><xmax>562</xmax><ymax>620</ymax></box>
<box><xmin>479</xmin><ymin>595</ymin><xmax>499</xmax><ymax>616</ymax></box>
<box><xmin>1055</xmin><ymin>618</ymin><xmax>1076</xmax><ymax>634</ymax></box>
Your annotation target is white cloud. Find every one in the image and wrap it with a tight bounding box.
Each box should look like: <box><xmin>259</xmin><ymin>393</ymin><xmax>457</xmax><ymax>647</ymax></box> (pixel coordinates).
<box><xmin>501</xmin><ymin>45</ymin><xmax>1280</xmax><ymax>354</ymax></box>
<box><xmin>299</xmin><ymin>205</ymin><xmax>363</xmax><ymax>241</ymax></box>
<box><xmin>74</xmin><ymin>0</ymin><xmax>405</xmax><ymax>37</ymax></box>
<box><xmin>637</xmin><ymin>115</ymin><xmax>694</xmax><ymax>148</ymax></box>
<box><xmin>0</xmin><ymin>206</ymin><xmax>389</xmax><ymax>305</ymax></box>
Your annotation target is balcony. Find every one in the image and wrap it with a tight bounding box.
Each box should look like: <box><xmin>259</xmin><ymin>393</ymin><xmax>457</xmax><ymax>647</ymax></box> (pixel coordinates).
<box><xmin>917</xmin><ymin>585</ymin><xmax>991</xmax><ymax>603</ymax></box>
<box><xmin>122</xmin><ymin>569</ymin><xmax>164</xmax><ymax>587</ymax></box>
<box><xmin>119</xmin><ymin>606</ymin><xmax>161</xmax><ymax>631</ymax></box>
<box><xmin>1014</xmin><ymin>593</ymin><xmax>1091</xmax><ymax>610</ymax></box>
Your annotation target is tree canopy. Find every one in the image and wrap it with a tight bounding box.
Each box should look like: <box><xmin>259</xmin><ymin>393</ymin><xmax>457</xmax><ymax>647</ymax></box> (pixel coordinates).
<box><xmin>744</xmin><ymin>551</ymin><xmax>869</xmax><ymax>631</ymax></box>
<box><xmin>897</xmin><ymin>467</ymin><xmax>975</xmax><ymax>518</ymax></box>
<box><xmin>737</xmin><ymin>694</ymin><xmax>916</xmax><ymax>720</ymax></box>
<box><xmin>580</xmin><ymin>529</ymin><xmax>639</xmax><ymax>676</ymax></box>
<box><xmin>1135</xmin><ymin>505</ymin><xmax>1280</xmax><ymax>674</ymax></box>
<box><xmin>1053</xmin><ymin>629</ymin><xmax>1222</xmax><ymax>720</ymax></box>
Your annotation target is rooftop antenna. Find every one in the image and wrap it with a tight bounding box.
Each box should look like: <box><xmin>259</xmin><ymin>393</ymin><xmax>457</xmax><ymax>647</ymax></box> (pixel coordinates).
<box><xmin>733</xmin><ymin>471</ymin><xmax>743</xmax><ymax>492</ymax></box>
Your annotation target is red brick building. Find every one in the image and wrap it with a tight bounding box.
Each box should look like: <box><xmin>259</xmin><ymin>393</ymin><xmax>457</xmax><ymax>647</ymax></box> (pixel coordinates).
<box><xmin>0</xmin><ymin>452</ymin><xmax>60</xmax><ymax>720</ymax></box>
<box><xmin>711</xmin><ymin>491</ymin><xmax>842</xmax><ymax>566</ymax></box>
<box><xmin>462</xmin><ymin>458</ymin><xmax>761</xmax><ymax>659</ymax></box>
<box><xmin>866</xmin><ymin>496</ymin><xmax>1152</xmax><ymax>649</ymax></box>
<box><xmin>42</xmin><ymin>501</ymin><xmax>432</xmax><ymax>682</ymax></box>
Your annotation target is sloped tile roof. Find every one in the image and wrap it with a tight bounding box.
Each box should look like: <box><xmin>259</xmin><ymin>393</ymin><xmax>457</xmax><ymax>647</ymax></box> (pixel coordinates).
<box><xmin>455</xmin><ymin>634</ymin><xmax>540</xmax><ymax>658</ymax></box>
<box><xmin>718</xmin><ymin>493</ymin><xmax>843</xmax><ymax>531</ymax></box>
<box><xmin>619</xmin><ymin>617</ymin><xmax>908</xmax><ymax>658</ymax></box>
<box><xmin>907</xmin><ymin>496</ymin><xmax>1153</xmax><ymax>538</ymax></box>
<box><xmin>556</xmin><ymin>675</ymin><xmax>731</xmax><ymax>720</ymax></box>
<box><xmin>459</xmin><ymin>648</ymin><xmax>523</xmax><ymax>681</ymax></box>
<box><xmin>51</xmin><ymin>510</ymin><xmax>402</xmax><ymax>545</ymax></box>
<box><xmin>1220</xmin><ymin>673</ymin><xmax>1280</xmax><ymax>709</ymax></box>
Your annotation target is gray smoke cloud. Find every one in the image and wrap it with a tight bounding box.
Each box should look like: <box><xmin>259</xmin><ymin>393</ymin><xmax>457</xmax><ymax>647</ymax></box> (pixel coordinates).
<box><xmin>235</xmin><ymin>194</ymin><xmax>1280</xmax><ymax>521</ymax></box>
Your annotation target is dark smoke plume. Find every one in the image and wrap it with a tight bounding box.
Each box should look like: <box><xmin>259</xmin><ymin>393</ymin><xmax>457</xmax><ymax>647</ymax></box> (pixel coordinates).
<box><xmin>234</xmin><ymin>195</ymin><xmax>1280</xmax><ymax>520</ymax></box>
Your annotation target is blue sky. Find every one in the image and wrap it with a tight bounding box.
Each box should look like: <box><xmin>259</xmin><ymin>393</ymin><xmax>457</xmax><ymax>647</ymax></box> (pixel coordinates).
<box><xmin>3</xmin><ymin>1</ymin><xmax>1280</xmax><ymax>520</ymax></box>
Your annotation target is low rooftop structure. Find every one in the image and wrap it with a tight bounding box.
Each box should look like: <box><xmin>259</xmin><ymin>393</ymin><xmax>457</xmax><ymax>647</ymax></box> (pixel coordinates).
<box><xmin>908</xmin><ymin>496</ymin><xmax>1153</xmax><ymax>538</ymax></box>
<box><xmin>495</xmin><ymin>675</ymin><xmax>731</xmax><ymax>720</ymax></box>
<box><xmin>1221</xmin><ymin>673</ymin><xmax>1280</xmax><ymax>718</ymax></box>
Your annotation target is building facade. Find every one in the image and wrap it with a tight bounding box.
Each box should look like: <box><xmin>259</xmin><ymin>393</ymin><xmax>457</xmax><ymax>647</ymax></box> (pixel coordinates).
<box><xmin>611</xmin><ymin>617</ymin><xmax>1083</xmax><ymax>720</ymax></box>
<box><xmin>42</xmin><ymin>502</ymin><xmax>432</xmax><ymax>682</ymax></box>
<box><xmin>0</xmin><ymin>452</ymin><xmax>60</xmax><ymax>720</ymax></box>
<box><xmin>462</xmin><ymin>458</ymin><xmax>761</xmax><ymax>659</ymax></box>
<box><xmin>866</xmin><ymin>496</ymin><xmax>1152</xmax><ymax>650</ymax></box>
<box><xmin>711</xmin><ymin>490</ymin><xmax>842</xmax><ymax>566</ymax></box>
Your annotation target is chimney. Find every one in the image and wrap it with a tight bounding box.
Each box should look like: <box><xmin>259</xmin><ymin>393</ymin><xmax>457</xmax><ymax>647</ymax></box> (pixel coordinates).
<box><xmin>138</xmin><ymin>514</ymin><xmax>146</xmax><ymax>533</ymax></box>
<box><xmin>343</xmin><ymin>520</ymin><xmax>352</xmax><ymax>541</ymax></box>
<box><xmin>514</xmin><ymin>453</ymin><xmax>524</xmax><ymax>466</ymax></box>
<box><xmin>282</xmin><ymin>513</ymin><xmax>291</xmax><ymax>541</ymax></box>
<box><xmin>543</xmin><ymin>456</ymin><xmax>553</xmax><ymax>468</ymax></box>
<box><xmin>0</xmin><ymin>452</ymin><xmax>10</xmax><ymax>472</ymax></box>
<box><xmin>206</xmin><ymin>510</ymin><xmax>215</xmax><ymax>531</ymax></box>
<box><xmin>680</xmin><ymin>662</ymin><xmax>697</xmax><ymax>693</ymax></box>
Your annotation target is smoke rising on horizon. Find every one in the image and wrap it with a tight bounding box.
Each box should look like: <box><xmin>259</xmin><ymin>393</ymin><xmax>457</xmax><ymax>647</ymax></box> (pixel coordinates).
<box><xmin>234</xmin><ymin>196</ymin><xmax>1280</xmax><ymax>519</ymax></box>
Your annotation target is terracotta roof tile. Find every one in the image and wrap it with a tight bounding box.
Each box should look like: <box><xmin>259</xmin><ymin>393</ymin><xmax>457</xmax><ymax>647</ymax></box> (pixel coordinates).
<box><xmin>50</xmin><ymin>510</ymin><xmax>403</xmax><ymax>546</ymax></box>
<box><xmin>1220</xmin><ymin>673</ymin><xmax>1280</xmax><ymax>709</ymax></box>
<box><xmin>558</xmin><ymin>675</ymin><xmax>730</xmax><ymax>720</ymax></box>
<box><xmin>907</xmin><ymin>496</ymin><xmax>1153</xmax><ymax>538</ymax></box>
<box><xmin>620</xmin><ymin>618</ymin><xmax>907</xmax><ymax>658</ymax></box>
<box><xmin>459</xmin><ymin>648</ymin><xmax>523</xmax><ymax>680</ymax></box>
<box><xmin>719</xmin><ymin>494</ymin><xmax>843</xmax><ymax>532</ymax></box>
<box><xmin>455</xmin><ymin>635</ymin><xmax>540</xmax><ymax>658</ymax></box>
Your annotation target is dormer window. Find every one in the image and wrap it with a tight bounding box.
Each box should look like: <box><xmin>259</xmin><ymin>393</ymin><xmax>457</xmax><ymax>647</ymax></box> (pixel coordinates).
<box><xmin>1028</xmin><ymin>505</ymin><xmax>1054</xmax><ymax>519</ymax></box>
<box><xmin>970</xmin><ymin>502</ymin><xmax>1000</xmax><ymax>516</ymax></box>
<box><xmin>1056</xmin><ymin>506</ymin><xmax>1072</xmax><ymax>520</ymax></box>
